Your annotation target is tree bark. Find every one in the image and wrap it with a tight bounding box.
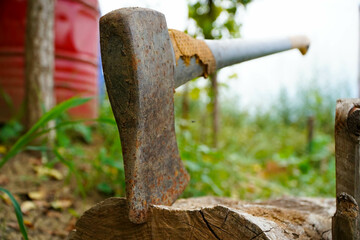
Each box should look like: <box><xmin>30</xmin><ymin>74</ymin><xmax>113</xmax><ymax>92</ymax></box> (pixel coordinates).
<box><xmin>68</xmin><ymin>196</ymin><xmax>334</xmax><ymax>240</ymax></box>
<box><xmin>208</xmin><ymin>0</ymin><xmax>219</xmax><ymax>148</ymax></box>
<box><xmin>333</xmin><ymin>98</ymin><xmax>360</xmax><ymax>239</ymax></box>
<box><xmin>332</xmin><ymin>193</ymin><xmax>359</xmax><ymax>240</ymax></box>
<box><xmin>25</xmin><ymin>0</ymin><xmax>55</xmax><ymax>142</ymax></box>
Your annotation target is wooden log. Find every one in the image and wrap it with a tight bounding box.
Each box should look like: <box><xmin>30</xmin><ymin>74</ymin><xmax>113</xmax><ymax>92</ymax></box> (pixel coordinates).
<box><xmin>333</xmin><ymin>99</ymin><xmax>360</xmax><ymax>239</ymax></box>
<box><xmin>68</xmin><ymin>196</ymin><xmax>334</xmax><ymax>240</ymax></box>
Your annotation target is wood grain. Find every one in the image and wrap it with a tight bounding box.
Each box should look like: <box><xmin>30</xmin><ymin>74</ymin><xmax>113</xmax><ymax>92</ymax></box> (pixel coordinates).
<box><xmin>68</xmin><ymin>196</ymin><xmax>334</xmax><ymax>240</ymax></box>
<box><xmin>333</xmin><ymin>98</ymin><xmax>360</xmax><ymax>239</ymax></box>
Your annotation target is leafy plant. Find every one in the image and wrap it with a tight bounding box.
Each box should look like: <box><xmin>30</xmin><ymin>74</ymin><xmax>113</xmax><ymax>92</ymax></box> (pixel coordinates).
<box><xmin>0</xmin><ymin>187</ymin><xmax>28</xmax><ymax>240</ymax></box>
<box><xmin>0</xmin><ymin>97</ymin><xmax>91</xmax><ymax>168</ymax></box>
<box><xmin>0</xmin><ymin>120</ymin><xmax>23</xmax><ymax>143</ymax></box>
<box><xmin>0</xmin><ymin>97</ymin><xmax>90</xmax><ymax>238</ymax></box>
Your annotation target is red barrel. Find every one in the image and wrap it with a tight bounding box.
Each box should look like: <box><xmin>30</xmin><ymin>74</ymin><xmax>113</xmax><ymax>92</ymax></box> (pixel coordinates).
<box><xmin>0</xmin><ymin>0</ymin><xmax>99</xmax><ymax>122</ymax></box>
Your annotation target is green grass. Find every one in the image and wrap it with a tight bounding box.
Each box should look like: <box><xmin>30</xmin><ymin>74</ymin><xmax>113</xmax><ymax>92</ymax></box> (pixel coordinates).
<box><xmin>0</xmin><ymin>97</ymin><xmax>91</xmax><ymax>168</ymax></box>
<box><xmin>0</xmin><ymin>187</ymin><xmax>28</xmax><ymax>240</ymax></box>
<box><xmin>0</xmin><ymin>79</ymin><xmax>347</xmax><ymax>204</ymax></box>
<box><xmin>64</xmin><ymin>78</ymin><xmax>340</xmax><ymax>200</ymax></box>
<box><xmin>0</xmin><ymin>97</ymin><xmax>91</xmax><ymax>237</ymax></box>
<box><xmin>170</xmin><ymin>78</ymin><xmax>346</xmax><ymax>199</ymax></box>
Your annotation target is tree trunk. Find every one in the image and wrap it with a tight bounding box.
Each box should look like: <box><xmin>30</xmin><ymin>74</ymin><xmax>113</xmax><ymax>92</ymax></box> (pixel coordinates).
<box><xmin>210</xmin><ymin>73</ymin><xmax>219</xmax><ymax>148</ymax></box>
<box><xmin>68</xmin><ymin>196</ymin><xmax>334</xmax><ymax>240</ymax></box>
<box><xmin>25</xmin><ymin>0</ymin><xmax>55</xmax><ymax>142</ymax></box>
<box><xmin>181</xmin><ymin>84</ymin><xmax>190</xmax><ymax>121</ymax></box>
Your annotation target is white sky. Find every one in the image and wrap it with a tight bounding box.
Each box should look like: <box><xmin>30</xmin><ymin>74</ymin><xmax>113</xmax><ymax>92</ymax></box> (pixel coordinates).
<box><xmin>99</xmin><ymin>0</ymin><xmax>360</xmax><ymax>107</ymax></box>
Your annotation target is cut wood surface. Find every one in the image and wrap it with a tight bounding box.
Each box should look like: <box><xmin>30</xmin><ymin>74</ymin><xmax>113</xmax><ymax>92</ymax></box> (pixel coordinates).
<box><xmin>68</xmin><ymin>196</ymin><xmax>334</xmax><ymax>240</ymax></box>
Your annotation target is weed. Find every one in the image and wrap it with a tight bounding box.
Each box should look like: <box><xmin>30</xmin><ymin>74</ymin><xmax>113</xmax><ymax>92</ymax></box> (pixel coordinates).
<box><xmin>0</xmin><ymin>187</ymin><xmax>28</xmax><ymax>240</ymax></box>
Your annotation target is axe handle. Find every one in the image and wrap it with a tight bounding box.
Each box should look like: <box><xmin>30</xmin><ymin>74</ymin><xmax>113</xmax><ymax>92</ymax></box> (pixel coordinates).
<box><xmin>174</xmin><ymin>35</ymin><xmax>310</xmax><ymax>88</ymax></box>
<box><xmin>175</xmin><ymin>57</ymin><xmax>204</xmax><ymax>88</ymax></box>
<box><xmin>206</xmin><ymin>36</ymin><xmax>310</xmax><ymax>70</ymax></box>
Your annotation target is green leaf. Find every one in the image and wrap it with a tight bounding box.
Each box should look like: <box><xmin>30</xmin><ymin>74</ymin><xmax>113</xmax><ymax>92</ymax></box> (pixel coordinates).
<box><xmin>201</xmin><ymin>175</ymin><xmax>223</xmax><ymax>196</ymax></box>
<box><xmin>73</xmin><ymin>124</ymin><xmax>93</xmax><ymax>143</ymax></box>
<box><xmin>0</xmin><ymin>120</ymin><xmax>23</xmax><ymax>142</ymax></box>
<box><xmin>211</xmin><ymin>4</ymin><xmax>223</xmax><ymax>19</ymax></box>
<box><xmin>189</xmin><ymin>87</ymin><xmax>201</xmax><ymax>100</ymax></box>
<box><xmin>184</xmin><ymin>160</ymin><xmax>202</xmax><ymax>172</ymax></box>
<box><xmin>101</xmin><ymin>159</ymin><xmax>123</xmax><ymax>171</ymax></box>
<box><xmin>0</xmin><ymin>86</ymin><xmax>14</xmax><ymax>110</ymax></box>
<box><xmin>0</xmin><ymin>97</ymin><xmax>91</xmax><ymax>168</ymax></box>
<box><xmin>97</xmin><ymin>182</ymin><xmax>114</xmax><ymax>195</ymax></box>
<box><xmin>0</xmin><ymin>187</ymin><xmax>28</xmax><ymax>240</ymax></box>
<box><xmin>25</xmin><ymin>145</ymin><xmax>49</xmax><ymax>152</ymax></box>
<box><xmin>227</xmin><ymin>6</ymin><xmax>237</xmax><ymax>14</ymax></box>
<box><xmin>53</xmin><ymin>148</ymin><xmax>86</xmax><ymax>198</ymax></box>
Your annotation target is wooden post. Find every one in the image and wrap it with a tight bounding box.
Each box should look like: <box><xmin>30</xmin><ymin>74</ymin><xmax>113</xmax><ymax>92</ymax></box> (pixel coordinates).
<box><xmin>358</xmin><ymin>5</ymin><xmax>360</xmax><ymax>98</ymax></box>
<box><xmin>333</xmin><ymin>99</ymin><xmax>360</xmax><ymax>239</ymax></box>
<box><xmin>181</xmin><ymin>84</ymin><xmax>190</xmax><ymax>121</ymax></box>
<box><xmin>25</xmin><ymin>0</ymin><xmax>55</xmax><ymax>142</ymax></box>
<box><xmin>307</xmin><ymin>115</ymin><xmax>315</xmax><ymax>153</ymax></box>
<box><xmin>210</xmin><ymin>72</ymin><xmax>219</xmax><ymax>148</ymax></box>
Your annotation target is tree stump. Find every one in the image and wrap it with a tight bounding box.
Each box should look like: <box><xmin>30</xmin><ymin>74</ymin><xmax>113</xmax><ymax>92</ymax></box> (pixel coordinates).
<box><xmin>68</xmin><ymin>196</ymin><xmax>334</xmax><ymax>239</ymax></box>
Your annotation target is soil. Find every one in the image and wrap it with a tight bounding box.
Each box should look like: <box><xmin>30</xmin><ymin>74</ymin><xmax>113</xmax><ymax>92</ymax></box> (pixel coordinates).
<box><xmin>0</xmin><ymin>152</ymin><xmax>106</xmax><ymax>240</ymax></box>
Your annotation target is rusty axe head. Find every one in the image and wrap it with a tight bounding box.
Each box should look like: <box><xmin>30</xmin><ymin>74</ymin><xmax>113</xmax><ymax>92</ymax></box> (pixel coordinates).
<box><xmin>100</xmin><ymin>7</ymin><xmax>310</xmax><ymax>224</ymax></box>
<box><xmin>100</xmin><ymin>8</ymin><xmax>189</xmax><ymax>224</ymax></box>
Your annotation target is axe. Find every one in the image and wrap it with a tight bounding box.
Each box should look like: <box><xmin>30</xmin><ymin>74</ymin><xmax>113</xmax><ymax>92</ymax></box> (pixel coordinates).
<box><xmin>100</xmin><ymin>7</ymin><xmax>310</xmax><ymax>224</ymax></box>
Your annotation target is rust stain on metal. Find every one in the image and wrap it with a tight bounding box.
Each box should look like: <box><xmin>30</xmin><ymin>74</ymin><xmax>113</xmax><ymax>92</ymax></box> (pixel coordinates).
<box><xmin>100</xmin><ymin>8</ymin><xmax>190</xmax><ymax>224</ymax></box>
<box><xmin>168</xmin><ymin>29</ymin><xmax>216</xmax><ymax>77</ymax></box>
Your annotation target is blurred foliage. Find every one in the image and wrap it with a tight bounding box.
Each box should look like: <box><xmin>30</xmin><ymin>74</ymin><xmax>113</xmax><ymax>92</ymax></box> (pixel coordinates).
<box><xmin>0</xmin><ymin>79</ymin><xmax>345</xmax><ymax>201</ymax></box>
<box><xmin>0</xmin><ymin>97</ymin><xmax>91</xmax><ymax>237</ymax></box>
<box><xmin>172</xmin><ymin>78</ymin><xmax>342</xmax><ymax>199</ymax></box>
<box><xmin>0</xmin><ymin>120</ymin><xmax>23</xmax><ymax>143</ymax></box>
<box><xmin>188</xmin><ymin>0</ymin><xmax>252</xmax><ymax>39</ymax></box>
<box><xmin>187</xmin><ymin>0</ymin><xmax>253</xmax><ymax>147</ymax></box>
<box><xmin>48</xmin><ymin>79</ymin><xmax>346</xmax><ymax>199</ymax></box>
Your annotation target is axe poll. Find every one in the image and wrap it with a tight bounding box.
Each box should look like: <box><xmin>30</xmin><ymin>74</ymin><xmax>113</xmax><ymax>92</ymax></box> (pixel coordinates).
<box><xmin>100</xmin><ymin>7</ymin><xmax>310</xmax><ymax>224</ymax></box>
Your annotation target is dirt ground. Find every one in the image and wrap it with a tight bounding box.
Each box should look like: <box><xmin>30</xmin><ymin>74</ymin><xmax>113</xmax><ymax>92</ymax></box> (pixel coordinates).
<box><xmin>0</xmin><ymin>152</ymin><xmax>106</xmax><ymax>240</ymax></box>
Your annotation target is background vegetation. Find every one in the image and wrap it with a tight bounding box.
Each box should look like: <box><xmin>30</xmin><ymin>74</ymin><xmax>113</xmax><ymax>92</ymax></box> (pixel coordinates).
<box><xmin>1</xmin><ymin>77</ymin><xmax>347</xmax><ymax>201</ymax></box>
<box><xmin>0</xmin><ymin>0</ymin><xmax>350</xmax><ymax>205</ymax></box>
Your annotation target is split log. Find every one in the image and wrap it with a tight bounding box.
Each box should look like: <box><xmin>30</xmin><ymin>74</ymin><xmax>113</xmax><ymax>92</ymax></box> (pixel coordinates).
<box><xmin>68</xmin><ymin>196</ymin><xmax>334</xmax><ymax>240</ymax></box>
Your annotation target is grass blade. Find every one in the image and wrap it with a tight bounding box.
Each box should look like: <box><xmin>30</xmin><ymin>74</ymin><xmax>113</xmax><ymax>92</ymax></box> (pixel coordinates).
<box><xmin>0</xmin><ymin>187</ymin><xmax>28</xmax><ymax>240</ymax></box>
<box><xmin>27</xmin><ymin>117</ymin><xmax>117</xmax><ymax>140</ymax></box>
<box><xmin>0</xmin><ymin>86</ymin><xmax>14</xmax><ymax>111</ymax></box>
<box><xmin>53</xmin><ymin>148</ymin><xmax>86</xmax><ymax>197</ymax></box>
<box><xmin>0</xmin><ymin>97</ymin><xmax>91</xmax><ymax>168</ymax></box>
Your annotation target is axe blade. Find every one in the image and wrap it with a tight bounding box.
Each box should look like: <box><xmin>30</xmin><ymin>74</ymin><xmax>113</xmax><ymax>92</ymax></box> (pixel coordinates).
<box><xmin>100</xmin><ymin>8</ymin><xmax>189</xmax><ymax>224</ymax></box>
